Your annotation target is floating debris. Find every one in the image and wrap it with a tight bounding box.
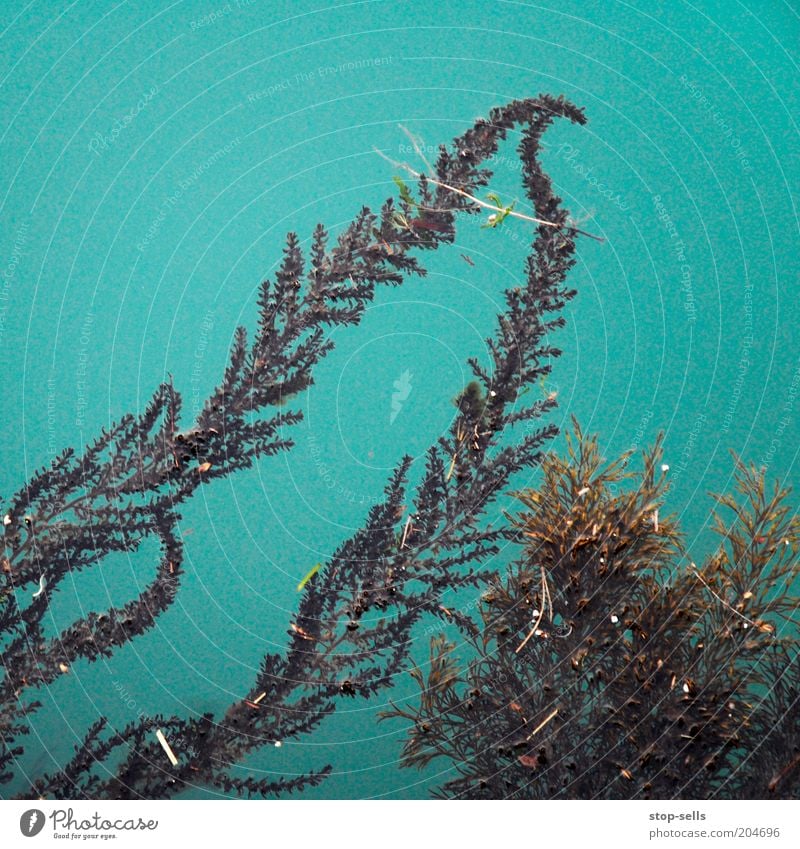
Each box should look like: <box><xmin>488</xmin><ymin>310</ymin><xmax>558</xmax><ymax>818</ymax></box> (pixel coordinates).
<box><xmin>155</xmin><ymin>729</ymin><xmax>178</xmax><ymax>766</ymax></box>
<box><xmin>290</xmin><ymin>622</ymin><xmax>315</xmax><ymax>641</ymax></box>
<box><xmin>296</xmin><ymin>562</ymin><xmax>321</xmax><ymax>592</ymax></box>
<box><xmin>400</xmin><ymin>516</ymin><xmax>413</xmax><ymax>549</ymax></box>
<box><xmin>245</xmin><ymin>691</ymin><xmax>267</xmax><ymax>709</ymax></box>
<box><xmin>32</xmin><ymin>576</ymin><xmax>46</xmax><ymax>599</ymax></box>
<box><xmin>526</xmin><ymin>707</ymin><xmax>559</xmax><ymax>740</ymax></box>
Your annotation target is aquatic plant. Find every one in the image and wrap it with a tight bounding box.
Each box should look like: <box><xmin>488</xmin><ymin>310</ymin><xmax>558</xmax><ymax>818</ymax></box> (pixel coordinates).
<box><xmin>384</xmin><ymin>422</ymin><xmax>800</xmax><ymax>799</ymax></box>
<box><xmin>1</xmin><ymin>94</ymin><xmax>588</xmax><ymax>798</ymax></box>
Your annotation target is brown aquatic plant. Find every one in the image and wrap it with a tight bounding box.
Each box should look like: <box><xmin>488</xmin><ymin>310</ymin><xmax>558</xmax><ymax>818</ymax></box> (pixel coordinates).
<box><xmin>383</xmin><ymin>421</ymin><xmax>800</xmax><ymax>798</ymax></box>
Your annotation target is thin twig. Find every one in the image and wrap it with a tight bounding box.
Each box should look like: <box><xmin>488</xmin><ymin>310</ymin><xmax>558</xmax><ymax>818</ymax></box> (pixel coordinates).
<box><xmin>768</xmin><ymin>751</ymin><xmax>800</xmax><ymax>793</ymax></box>
<box><xmin>516</xmin><ymin>563</ymin><xmax>552</xmax><ymax>652</ymax></box>
<box><xmin>155</xmin><ymin>729</ymin><xmax>178</xmax><ymax>766</ymax></box>
<box><xmin>401</xmin><ymin>125</ymin><xmax>435</xmax><ymax>173</ymax></box>
<box><xmin>446</xmin><ymin>452</ymin><xmax>458</xmax><ymax>482</ymax></box>
<box><xmin>526</xmin><ymin>707</ymin><xmax>559</xmax><ymax>740</ymax></box>
<box><xmin>689</xmin><ymin>563</ymin><xmax>759</xmax><ymax>628</ymax></box>
<box><xmin>400</xmin><ymin>516</ymin><xmax>413</xmax><ymax>549</ymax></box>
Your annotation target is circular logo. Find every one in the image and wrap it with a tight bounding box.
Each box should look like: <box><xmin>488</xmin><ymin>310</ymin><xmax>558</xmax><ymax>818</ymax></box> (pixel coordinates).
<box><xmin>19</xmin><ymin>810</ymin><xmax>45</xmax><ymax>837</ymax></box>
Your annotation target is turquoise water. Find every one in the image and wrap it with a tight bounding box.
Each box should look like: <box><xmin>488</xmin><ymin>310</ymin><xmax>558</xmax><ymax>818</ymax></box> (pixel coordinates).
<box><xmin>1</xmin><ymin>0</ymin><xmax>798</xmax><ymax>799</ymax></box>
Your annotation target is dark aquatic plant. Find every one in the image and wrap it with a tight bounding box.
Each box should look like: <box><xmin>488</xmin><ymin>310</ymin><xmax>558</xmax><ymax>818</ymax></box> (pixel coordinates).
<box><xmin>384</xmin><ymin>422</ymin><xmax>800</xmax><ymax>799</ymax></box>
<box><xmin>2</xmin><ymin>94</ymin><xmax>588</xmax><ymax>798</ymax></box>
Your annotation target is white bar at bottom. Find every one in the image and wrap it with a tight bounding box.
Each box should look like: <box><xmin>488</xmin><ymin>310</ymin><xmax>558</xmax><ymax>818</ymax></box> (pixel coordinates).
<box><xmin>2</xmin><ymin>799</ymin><xmax>797</xmax><ymax>847</ymax></box>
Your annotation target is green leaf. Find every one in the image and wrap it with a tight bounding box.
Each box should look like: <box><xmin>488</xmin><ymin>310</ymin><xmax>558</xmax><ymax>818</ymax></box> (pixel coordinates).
<box><xmin>393</xmin><ymin>175</ymin><xmax>415</xmax><ymax>207</ymax></box>
<box><xmin>297</xmin><ymin>563</ymin><xmax>322</xmax><ymax>592</ymax></box>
